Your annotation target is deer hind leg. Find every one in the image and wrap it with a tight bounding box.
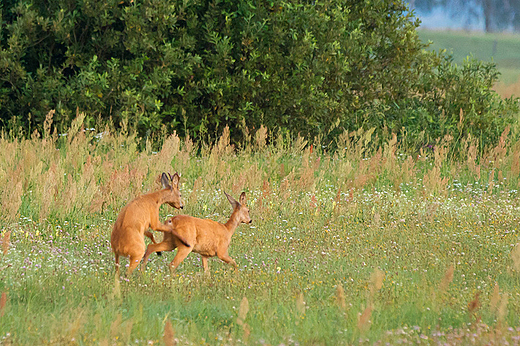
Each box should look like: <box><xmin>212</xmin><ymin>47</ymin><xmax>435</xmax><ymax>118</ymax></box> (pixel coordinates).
<box><xmin>127</xmin><ymin>246</ymin><xmax>145</xmax><ymax>276</ymax></box>
<box><xmin>127</xmin><ymin>254</ymin><xmax>143</xmax><ymax>276</ymax></box>
<box><xmin>114</xmin><ymin>253</ymin><xmax>120</xmax><ymax>277</ymax></box>
<box><xmin>141</xmin><ymin>241</ymin><xmax>176</xmax><ymax>272</ymax></box>
<box><xmin>169</xmin><ymin>246</ymin><xmax>193</xmax><ymax>276</ymax></box>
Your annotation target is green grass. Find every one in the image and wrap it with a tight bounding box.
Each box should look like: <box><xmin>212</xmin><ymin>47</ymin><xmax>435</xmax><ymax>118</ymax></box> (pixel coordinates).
<box><xmin>418</xmin><ymin>30</ymin><xmax>520</xmax><ymax>85</ymax></box>
<box><xmin>1</xmin><ymin>124</ymin><xmax>520</xmax><ymax>344</ymax></box>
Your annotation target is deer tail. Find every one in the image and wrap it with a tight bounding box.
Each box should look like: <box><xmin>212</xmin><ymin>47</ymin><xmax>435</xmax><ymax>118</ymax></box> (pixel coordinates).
<box><xmin>172</xmin><ymin>231</ymin><xmax>191</xmax><ymax>248</ymax></box>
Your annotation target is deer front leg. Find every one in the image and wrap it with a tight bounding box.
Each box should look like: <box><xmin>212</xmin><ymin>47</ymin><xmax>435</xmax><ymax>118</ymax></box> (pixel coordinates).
<box><xmin>201</xmin><ymin>256</ymin><xmax>210</xmax><ymax>273</ymax></box>
<box><xmin>144</xmin><ymin>230</ymin><xmax>157</xmax><ymax>244</ymax></box>
<box><xmin>218</xmin><ymin>253</ymin><xmax>238</xmax><ymax>273</ymax></box>
<box><xmin>149</xmin><ymin>214</ymin><xmax>172</xmax><ymax>233</ymax></box>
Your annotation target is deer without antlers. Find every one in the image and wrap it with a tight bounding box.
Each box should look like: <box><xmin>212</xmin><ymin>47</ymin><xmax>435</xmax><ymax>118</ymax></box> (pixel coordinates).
<box><xmin>142</xmin><ymin>191</ymin><xmax>252</xmax><ymax>274</ymax></box>
<box><xmin>110</xmin><ymin>172</ymin><xmax>190</xmax><ymax>276</ymax></box>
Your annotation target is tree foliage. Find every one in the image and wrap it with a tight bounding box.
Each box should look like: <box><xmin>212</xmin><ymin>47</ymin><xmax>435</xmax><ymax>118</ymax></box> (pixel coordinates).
<box><xmin>0</xmin><ymin>0</ymin><xmax>517</xmax><ymax>148</ymax></box>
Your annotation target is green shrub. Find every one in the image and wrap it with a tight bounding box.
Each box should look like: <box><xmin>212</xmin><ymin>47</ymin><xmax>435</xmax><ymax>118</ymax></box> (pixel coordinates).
<box><xmin>0</xmin><ymin>0</ymin><xmax>517</xmax><ymax>148</ymax></box>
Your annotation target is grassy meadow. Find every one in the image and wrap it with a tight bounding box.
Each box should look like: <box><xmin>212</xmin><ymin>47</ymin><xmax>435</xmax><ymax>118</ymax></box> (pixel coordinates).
<box><xmin>418</xmin><ymin>30</ymin><xmax>520</xmax><ymax>97</ymax></box>
<box><xmin>1</xmin><ymin>113</ymin><xmax>520</xmax><ymax>344</ymax></box>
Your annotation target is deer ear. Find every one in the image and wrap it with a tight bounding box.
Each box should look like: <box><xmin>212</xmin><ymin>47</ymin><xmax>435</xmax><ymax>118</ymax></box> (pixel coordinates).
<box><xmin>224</xmin><ymin>191</ymin><xmax>239</xmax><ymax>209</ymax></box>
<box><xmin>239</xmin><ymin>192</ymin><xmax>247</xmax><ymax>205</ymax></box>
<box><xmin>171</xmin><ymin>172</ymin><xmax>180</xmax><ymax>187</ymax></box>
<box><xmin>161</xmin><ymin>173</ymin><xmax>171</xmax><ymax>189</ymax></box>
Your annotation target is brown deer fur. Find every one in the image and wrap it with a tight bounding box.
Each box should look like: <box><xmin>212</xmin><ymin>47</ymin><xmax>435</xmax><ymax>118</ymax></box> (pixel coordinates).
<box><xmin>142</xmin><ymin>192</ymin><xmax>252</xmax><ymax>273</ymax></box>
<box><xmin>110</xmin><ymin>172</ymin><xmax>190</xmax><ymax>276</ymax></box>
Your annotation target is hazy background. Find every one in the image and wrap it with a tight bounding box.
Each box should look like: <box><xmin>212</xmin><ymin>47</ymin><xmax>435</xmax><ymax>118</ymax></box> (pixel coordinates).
<box><xmin>411</xmin><ymin>0</ymin><xmax>520</xmax><ymax>97</ymax></box>
<box><xmin>410</xmin><ymin>0</ymin><xmax>520</xmax><ymax>32</ymax></box>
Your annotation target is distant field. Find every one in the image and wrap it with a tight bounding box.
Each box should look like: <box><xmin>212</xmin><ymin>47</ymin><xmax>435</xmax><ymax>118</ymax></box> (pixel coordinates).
<box><xmin>418</xmin><ymin>30</ymin><xmax>520</xmax><ymax>95</ymax></box>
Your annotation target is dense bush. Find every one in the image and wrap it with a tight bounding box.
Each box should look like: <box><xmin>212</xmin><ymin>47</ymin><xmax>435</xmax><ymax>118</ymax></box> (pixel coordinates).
<box><xmin>0</xmin><ymin>0</ymin><xmax>518</xmax><ymax>147</ymax></box>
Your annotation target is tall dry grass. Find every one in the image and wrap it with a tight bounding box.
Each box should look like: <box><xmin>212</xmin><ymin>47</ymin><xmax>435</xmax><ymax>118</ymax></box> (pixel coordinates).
<box><xmin>163</xmin><ymin>320</ymin><xmax>176</xmax><ymax>346</ymax></box>
<box><xmin>3</xmin><ymin>110</ymin><xmax>520</xmax><ymax>228</ymax></box>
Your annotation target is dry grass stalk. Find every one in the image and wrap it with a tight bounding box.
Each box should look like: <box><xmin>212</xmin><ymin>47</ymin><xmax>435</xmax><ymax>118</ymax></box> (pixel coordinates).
<box><xmin>39</xmin><ymin>163</ymin><xmax>63</xmax><ymax>221</ymax></box>
<box><xmin>163</xmin><ymin>320</ymin><xmax>176</xmax><ymax>346</ymax></box>
<box><xmin>372</xmin><ymin>212</ymin><xmax>381</xmax><ymax>229</ymax></box>
<box><xmin>2</xmin><ymin>231</ymin><xmax>11</xmax><ymax>256</ymax></box>
<box><xmin>110</xmin><ymin>313</ymin><xmax>122</xmax><ymax>339</ymax></box>
<box><xmin>299</xmin><ymin>165</ymin><xmax>315</xmax><ymax>191</ymax></box>
<box><xmin>237</xmin><ymin>296</ymin><xmax>249</xmax><ymax>326</ymax></box>
<box><xmin>497</xmin><ymin>292</ymin><xmax>509</xmax><ymax>330</ymax></box>
<box><xmin>123</xmin><ymin>318</ymin><xmax>133</xmax><ymax>344</ymax></box>
<box><xmin>296</xmin><ymin>292</ymin><xmax>306</xmax><ymax>316</ymax></box>
<box><xmin>189</xmin><ymin>177</ymin><xmax>203</xmax><ymax>204</ymax></box>
<box><xmin>112</xmin><ymin>271</ymin><xmax>121</xmax><ymax>301</ymax></box>
<box><xmin>59</xmin><ymin>175</ymin><xmax>78</xmax><ymax>216</ymax></box>
<box><xmin>2</xmin><ymin>181</ymin><xmax>23</xmax><ymax>223</ymax></box>
<box><xmin>423</xmin><ymin>139</ymin><xmax>452</xmax><ymax>195</ymax></box>
<box><xmin>369</xmin><ymin>268</ymin><xmax>384</xmax><ymax>298</ymax></box>
<box><xmin>309</xmin><ymin>194</ymin><xmax>318</xmax><ymax>209</ymax></box>
<box><xmin>511</xmin><ymin>155</ymin><xmax>520</xmax><ymax>186</ymax></box>
<box><xmin>43</xmin><ymin>110</ymin><xmax>55</xmax><ymax>139</ymax></box>
<box><xmin>299</xmin><ymin>148</ymin><xmax>315</xmax><ymax>191</ymax></box>
<box><xmin>423</xmin><ymin>166</ymin><xmax>449</xmax><ymax>196</ymax></box>
<box><xmin>103</xmin><ymin>166</ymin><xmax>135</xmax><ymax>207</ymax></box>
<box><xmin>466</xmin><ymin>142</ymin><xmax>478</xmax><ymax>174</ymax></box>
<box><xmin>335</xmin><ymin>284</ymin><xmax>346</xmax><ymax>310</ymax></box>
<box><xmin>457</xmin><ymin>108</ymin><xmax>464</xmax><ymax>133</ymax></box>
<box><xmin>67</xmin><ymin>111</ymin><xmax>86</xmax><ymax>144</ymax></box>
<box><xmin>68</xmin><ymin>309</ymin><xmax>84</xmax><ymax>342</ymax></box>
<box><xmin>159</xmin><ymin>132</ymin><xmax>181</xmax><ymax>166</ymax></box>
<box><xmin>401</xmin><ymin>155</ymin><xmax>416</xmax><ymax>184</ymax></box>
<box><xmin>239</xmin><ymin>118</ymin><xmax>251</xmax><ymax>152</ymax></box>
<box><xmin>357</xmin><ymin>305</ymin><xmax>372</xmax><ymax>333</ymax></box>
<box><xmin>0</xmin><ymin>292</ymin><xmax>7</xmax><ymax>317</ymax></box>
<box><xmin>214</xmin><ymin>125</ymin><xmax>234</xmax><ymax>157</ymax></box>
<box><xmin>493</xmin><ymin>126</ymin><xmax>510</xmax><ymax>167</ymax></box>
<box><xmin>438</xmin><ymin>264</ymin><xmax>455</xmax><ymax>294</ymax></box>
<box><xmin>182</xmin><ymin>133</ymin><xmax>195</xmax><ymax>159</ymax></box>
<box><xmin>242</xmin><ymin>324</ymin><xmax>251</xmax><ymax>343</ymax></box>
<box><xmin>511</xmin><ymin>243</ymin><xmax>520</xmax><ymax>271</ymax></box>
<box><xmin>237</xmin><ymin>296</ymin><xmax>250</xmax><ymax>342</ymax></box>
<box><xmin>336</xmin><ymin>129</ymin><xmax>349</xmax><ymax>156</ymax></box>
<box><xmin>385</xmin><ymin>133</ymin><xmax>398</xmax><ymax>160</ymax></box>
<box><xmin>94</xmin><ymin>313</ymin><xmax>102</xmax><ymax>332</ymax></box>
<box><xmin>254</xmin><ymin>125</ymin><xmax>268</xmax><ymax>151</ymax></box>
<box><xmin>467</xmin><ymin>291</ymin><xmax>481</xmax><ymax>324</ymax></box>
<box><xmin>467</xmin><ymin>291</ymin><xmax>480</xmax><ymax>314</ymax></box>
<box><xmin>487</xmin><ymin>169</ymin><xmax>495</xmax><ymax>195</ymax></box>
<box><xmin>89</xmin><ymin>190</ymin><xmax>105</xmax><ymax>213</ymax></box>
<box><xmin>490</xmin><ymin>283</ymin><xmax>500</xmax><ymax>312</ymax></box>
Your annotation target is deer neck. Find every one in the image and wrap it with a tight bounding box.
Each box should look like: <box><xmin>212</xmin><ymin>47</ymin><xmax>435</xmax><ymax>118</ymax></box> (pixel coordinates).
<box><xmin>148</xmin><ymin>188</ymin><xmax>170</xmax><ymax>206</ymax></box>
<box><xmin>224</xmin><ymin>209</ymin><xmax>241</xmax><ymax>234</ymax></box>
